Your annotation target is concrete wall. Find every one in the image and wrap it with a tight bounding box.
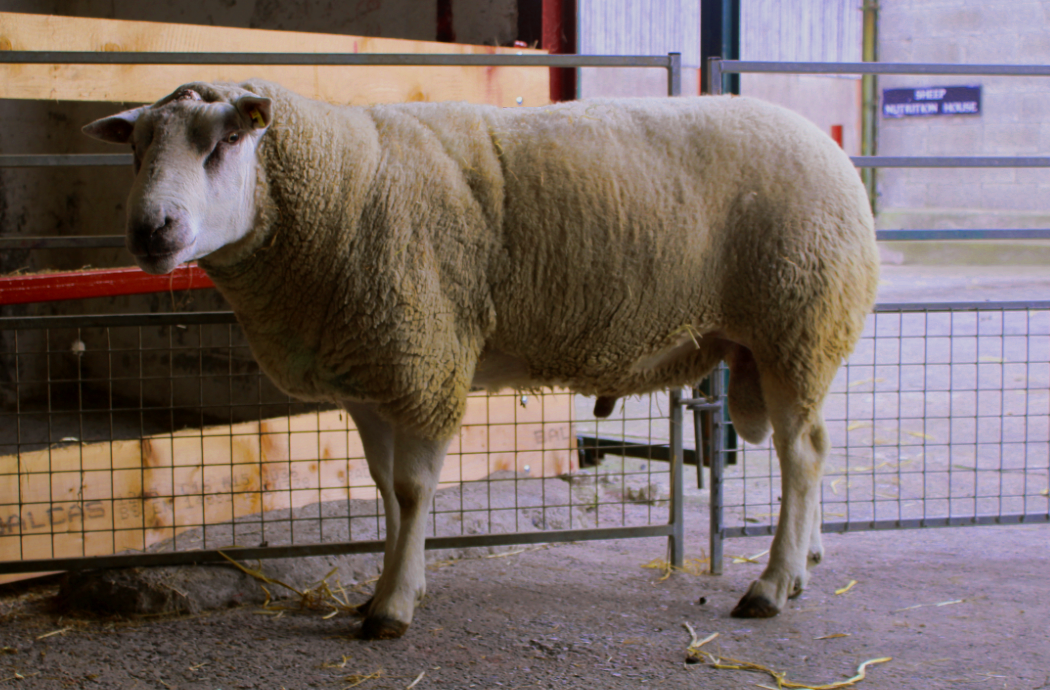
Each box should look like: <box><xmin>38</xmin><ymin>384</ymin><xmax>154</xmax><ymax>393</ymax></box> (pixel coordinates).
<box><xmin>739</xmin><ymin>0</ymin><xmax>864</xmax><ymax>156</ymax></box>
<box><xmin>577</xmin><ymin>0</ymin><xmax>701</xmax><ymax>98</ymax></box>
<box><xmin>877</xmin><ymin>0</ymin><xmax>1050</xmax><ymax>235</ymax></box>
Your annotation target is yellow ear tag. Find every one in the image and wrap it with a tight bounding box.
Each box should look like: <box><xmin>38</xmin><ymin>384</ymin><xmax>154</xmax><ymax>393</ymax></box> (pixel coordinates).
<box><xmin>250</xmin><ymin>108</ymin><xmax>266</xmax><ymax>129</ymax></box>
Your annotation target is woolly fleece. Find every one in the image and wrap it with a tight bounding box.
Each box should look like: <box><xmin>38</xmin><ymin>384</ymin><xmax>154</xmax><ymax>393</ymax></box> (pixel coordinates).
<box><xmin>191</xmin><ymin>81</ymin><xmax>879</xmax><ymax>442</ymax></box>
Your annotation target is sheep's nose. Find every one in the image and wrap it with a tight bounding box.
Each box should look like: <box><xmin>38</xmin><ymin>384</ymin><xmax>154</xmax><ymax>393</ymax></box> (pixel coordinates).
<box><xmin>127</xmin><ymin>216</ymin><xmax>177</xmax><ymax>257</ymax></box>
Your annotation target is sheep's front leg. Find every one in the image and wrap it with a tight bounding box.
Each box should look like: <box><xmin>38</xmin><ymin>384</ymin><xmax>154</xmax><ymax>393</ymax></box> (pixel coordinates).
<box><xmin>732</xmin><ymin>377</ymin><xmax>829</xmax><ymax>618</ymax></box>
<box><xmin>348</xmin><ymin>404</ymin><xmax>450</xmax><ymax>639</ymax></box>
<box><xmin>343</xmin><ymin>403</ymin><xmax>399</xmax><ymax>617</ymax></box>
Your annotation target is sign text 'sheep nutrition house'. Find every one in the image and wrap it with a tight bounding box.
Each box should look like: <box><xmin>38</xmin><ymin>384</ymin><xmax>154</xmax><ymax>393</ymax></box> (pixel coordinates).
<box><xmin>882</xmin><ymin>86</ymin><xmax>982</xmax><ymax>118</ymax></box>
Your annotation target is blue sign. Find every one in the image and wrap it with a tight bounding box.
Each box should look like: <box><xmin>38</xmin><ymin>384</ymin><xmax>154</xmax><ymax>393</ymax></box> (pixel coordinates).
<box><xmin>882</xmin><ymin>86</ymin><xmax>981</xmax><ymax>118</ymax></box>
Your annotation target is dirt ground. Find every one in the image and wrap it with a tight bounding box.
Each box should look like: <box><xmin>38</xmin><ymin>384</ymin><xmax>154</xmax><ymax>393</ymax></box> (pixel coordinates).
<box><xmin>1</xmin><ymin>519</ymin><xmax>1048</xmax><ymax>690</ymax></box>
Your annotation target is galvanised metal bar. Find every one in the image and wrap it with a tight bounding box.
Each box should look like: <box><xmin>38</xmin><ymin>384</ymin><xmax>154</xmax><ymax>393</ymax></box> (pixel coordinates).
<box><xmin>0</xmin><ymin>236</ymin><xmax>126</xmax><ymax>249</ymax></box>
<box><xmin>708</xmin><ymin>57</ymin><xmax>724</xmax><ymax>96</ymax></box>
<box><xmin>874</xmin><ymin>300</ymin><xmax>1050</xmax><ymax>313</ymax></box>
<box><xmin>667</xmin><ymin>52</ymin><xmax>682</xmax><ymax>97</ymax></box>
<box><xmin>0</xmin><ymin>524</ymin><xmax>675</xmax><ymax>575</ymax></box>
<box><xmin>853</xmin><ymin>156</ymin><xmax>1050</xmax><ymax>167</ymax></box>
<box><xmin>669</xmin><ymin>388</ymin><xmax>685</xmax><ymax>567</ymax></box>
<box><xmin>877</xmin><ymin>229</ymin><xmax>1050</xmax><ymax>241</ymax></box>
<box><xmin>716</xmin><ymin>60</ymin><xmax>1050</xmax><ymax>77</ymax></box>
<box><xmin>0</xmin><ymin>311</ymin><xmax>238</xmax><ymax>330</ymax></box>
<box><xmin>0</xmin><ymin>154</ymin><xmax>132</xmax><ymax>167</ymax></box>
<box><xmin>724</xmin><ymin>513</ymin><xmax>1050</xmax><ymax>539</ymax></box>
<box><xmin>10</xmin><ymin>154</ymin><xmax>1050</xmax><ymax>169</ymax></box>
<box><xmin>0</xmin><ymin>51</ymin><xmax>673</xmax><ymax>68</ymax></box>
<box><xmin>708</xmin><ymin>367</ymin><xmax>727</xmax><ymax>575</ymax></box>
<box><xmin>709</xmin><ymin>363</ymin><xmax>726</xmax><ymax>571</ymax></box>
<box><xmin>692</xmin><ymin>390</ymin><xmax>705</xmax><ymax>490</ymax></box>
<box><xmin>6</xmin><ymin>229</ymin><xmax>1048</xmax><ymax>251</ymax></box>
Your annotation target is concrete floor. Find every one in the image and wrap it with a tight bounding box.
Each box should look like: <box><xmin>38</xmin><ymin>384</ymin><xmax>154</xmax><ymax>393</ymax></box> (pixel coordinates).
<box><xmin>878</xmin><ymin>264</ymin><xmax>1050</xmax><ymax>304</ymax></box>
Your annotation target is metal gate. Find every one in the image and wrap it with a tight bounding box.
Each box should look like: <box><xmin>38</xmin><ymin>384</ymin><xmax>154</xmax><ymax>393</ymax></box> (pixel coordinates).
<box><xmin>698</xmin><ymin>58</ymin><xmax>1050</xmax><ymax>573</ymax></box>
<box><xmin>2</xmin><ymin>52</ymin><xmax>1048</xmax><ymax>582</ymax></box>
<box><xmin>0</xmin><ymin>51</ymin><xmax>688</xmax><ymax>579</ymax></box>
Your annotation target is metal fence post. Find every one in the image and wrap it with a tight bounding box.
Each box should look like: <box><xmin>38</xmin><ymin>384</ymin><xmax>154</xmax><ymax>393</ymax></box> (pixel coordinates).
<box><xmin>692</xmin><ymin>384</ymin><xmax>704</xmax><ymax>490</ymax></box>
<box><xmin>667</xmin><ymin>52</ymin><xmax>682</xmax><ymax>97</ymax></box>
<box><xmin>669</xmin><ymin>388</ymin><xmax>685</xmax><ymax>568</ymax></box>
<box><xmin>707</xmin><ymin>57</ymin><xmax>724</xmax><ymax>96</ymax></box>
<box><xmin>708</xmin><ymin>367</ymin><xmax>726</xmax><ymax>575</ymax></box>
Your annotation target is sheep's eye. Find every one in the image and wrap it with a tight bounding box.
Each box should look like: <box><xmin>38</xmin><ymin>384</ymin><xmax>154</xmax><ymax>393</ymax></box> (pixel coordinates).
<box><xmin>224</xmin><ymin>132</ymin><xmax>241</xmax><ymax>145</ymax></box>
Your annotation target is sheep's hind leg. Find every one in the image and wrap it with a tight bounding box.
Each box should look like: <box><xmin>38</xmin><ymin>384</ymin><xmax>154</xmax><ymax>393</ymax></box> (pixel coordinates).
<box><xmin>343</xmin><ymin>403</ymin><xmax>399</xmax><ymax>618</ymax></box>
<box><xmin>807</xmin><ymin>490</ymin><xmax>824</xmax><ymax>567</ymax></box>
<box><xmin>731</xmin><ymin>373</ymin><xmax>829</xmax><ymax>618</ymax></box>
<box><xmin>358</xmin><ymin>426</ymin><xmax>450</xmax><ymax>639</ymax></box>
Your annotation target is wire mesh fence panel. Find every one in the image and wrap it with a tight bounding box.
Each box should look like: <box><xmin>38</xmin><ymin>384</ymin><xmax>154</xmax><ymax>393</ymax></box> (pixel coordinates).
<box><xmin>717</xmin><ymin>304</ymin><xmax>1050</xmax><ymax>538</ymax></box>
<box><xmin>0</xmin><ymin>315</ymin><xmax>678</xmax><ymax>575</ymax></box>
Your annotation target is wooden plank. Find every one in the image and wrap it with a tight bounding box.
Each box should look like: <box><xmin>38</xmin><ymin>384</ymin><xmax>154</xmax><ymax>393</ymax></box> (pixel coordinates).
<box><xmin>0</xmin><ymin>12</ymin><xmax>550</xmax><ymax>107</ymax></box>
<box><xmin>0</xmin><ymin>390</ymin><xmax>576</xmax><ymax>582</ymax></box>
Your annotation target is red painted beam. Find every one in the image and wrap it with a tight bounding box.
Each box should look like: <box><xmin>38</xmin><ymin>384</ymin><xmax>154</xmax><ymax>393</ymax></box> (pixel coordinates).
<box><xmin>0</xmin><ymin>265</ymin><xmax>214</xmax><ymax>306</ymax></box>
<box><xmin>542</xmin><ymin>0</ymin><xmax>576</xmax><ymax>102</ymax></box>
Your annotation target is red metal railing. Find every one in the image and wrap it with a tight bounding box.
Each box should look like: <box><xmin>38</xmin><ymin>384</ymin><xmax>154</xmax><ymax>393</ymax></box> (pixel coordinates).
<box><xmin>0</xmin><ymin>265</ymin><xmax>214</xmax><ymax>305</ymax></box>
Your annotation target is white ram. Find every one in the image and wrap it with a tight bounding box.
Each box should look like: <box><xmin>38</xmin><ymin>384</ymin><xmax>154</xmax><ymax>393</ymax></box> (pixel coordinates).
<box><xmin>84</xmin><ymin>80</ymin><xmax>879</xmax><ymax>639</ymax></box>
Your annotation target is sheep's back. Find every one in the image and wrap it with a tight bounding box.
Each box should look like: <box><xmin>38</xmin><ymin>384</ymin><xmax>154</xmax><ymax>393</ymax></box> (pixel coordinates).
<box><xmin>484</xmin><ymin>96</ymin><xmax>877</xmax><ymax>397</ymax></box>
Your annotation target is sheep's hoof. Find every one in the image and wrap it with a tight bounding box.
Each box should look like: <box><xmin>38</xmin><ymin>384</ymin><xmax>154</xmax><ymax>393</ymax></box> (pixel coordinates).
<box><xmin>359</xmin><ymin>614</ymin><xmax>410</xmax><ymax>640</ymax></box>
<box><xmin>352</xmin><ymin>596</ymin><xmax>374</xmax><ymax>617</ymax></box>
<box><xmin>731</xmin><ymin>593</ymin><xmax>780</xmax><ymax>618</ymax></box>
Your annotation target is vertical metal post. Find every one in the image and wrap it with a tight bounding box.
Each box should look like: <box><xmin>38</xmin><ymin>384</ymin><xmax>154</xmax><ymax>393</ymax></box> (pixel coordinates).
<box><xmin>708</xmin><ymin>366</ymin><xmax>726</xmax><ymax>575</ymax></box>
<box><xmin>669</xmin><ymin>388</ymin><xmax>685</xmax><ymax>567</ymax></box>
<box><xmin>667</xmin><ymin>52</ymin><xmax>682</xmax><ymax>97</ymax></box>
<box><xmin>720</xmin><ymin>0</ymin><xmax>740</xmax><ymax>95</ymax></box>
<box><xmin>861</xmin><ymin>0</ymin><xmax>879</xmax><ymax>211</ymax></box>
<box><xmin>707</xmin><ymin>57</ymin><xmax>724</xmax><ymax>96</ymax></box>
<box><xmin>692</xmin><ymin>385</ymin><xmax>704</xmax><ymax>490</ymax></box>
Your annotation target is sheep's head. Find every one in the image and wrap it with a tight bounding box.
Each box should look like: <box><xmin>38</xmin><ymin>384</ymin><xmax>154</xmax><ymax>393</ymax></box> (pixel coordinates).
<box><xmin>83</xmin><ymin>82</ymin><xmax>272</xmax><ymax>275</ymax></box>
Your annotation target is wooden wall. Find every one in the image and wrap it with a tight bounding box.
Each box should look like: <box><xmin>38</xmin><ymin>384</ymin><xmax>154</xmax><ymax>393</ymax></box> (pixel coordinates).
<box><xmin>0</xmin><ymin>12</ymin><xmax>550</xmax><ymax>107</ymax></box>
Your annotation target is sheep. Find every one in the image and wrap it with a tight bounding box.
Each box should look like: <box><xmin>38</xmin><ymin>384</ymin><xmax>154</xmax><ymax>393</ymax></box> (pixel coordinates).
<box><xmin>83</xmin><ymin>79</ymin><xmax>879</xmax><ymax>639</ymax></box>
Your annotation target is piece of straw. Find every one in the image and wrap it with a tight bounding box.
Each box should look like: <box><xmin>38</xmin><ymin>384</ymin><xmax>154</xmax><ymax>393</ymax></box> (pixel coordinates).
<box><xmin>343</xmin><ymin>669</ymin><xmax>383</xmax><ymax>688</ymax></box>
<box><xmin>731</xmin><ymin>549</ymin><xmax>769</xmax><ymax>564</ymax></box>
<box><xmin>642</xmin><ymin>556</ymin><xmax>708</xmax><ymax>582</ymax></box>
<box><xmin>835</xmin><ymin>580</ymin><xmax>858</xmax><ymax>595</ymax></box>
<box><xmin>684</xmin><ymin>623</ymin><xmax>890</xmax><ymax>690</ymax></box>
<box><xmin>35</xmin><ymin>627</ymin><xmax>73</xmax><ymax>641</ymax></box>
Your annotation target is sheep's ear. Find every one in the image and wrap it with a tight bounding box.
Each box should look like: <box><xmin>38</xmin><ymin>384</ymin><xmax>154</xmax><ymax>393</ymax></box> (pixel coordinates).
<box><xmin>82</xmin><ymin>106</ymin><xmax>147</xmax><ymax>144</ymax></box>
<box><xmin>236</xmin><ymin>95</ymin><xmax>272</xmax><ymax>131</ymax></box>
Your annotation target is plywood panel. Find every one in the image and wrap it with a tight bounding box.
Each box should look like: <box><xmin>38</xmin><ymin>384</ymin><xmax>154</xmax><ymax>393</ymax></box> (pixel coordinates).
<box><xmin>0</xmin><ymin>12</ymin><xmax>550</xmax><ymax>107</ymax></box>
<box><xmin>0</xmin><ymin>390</ymin><xmax>576</xmax><ymax>582</ymax></box>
